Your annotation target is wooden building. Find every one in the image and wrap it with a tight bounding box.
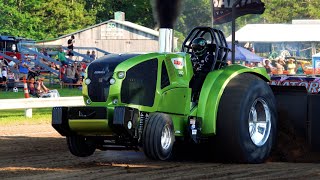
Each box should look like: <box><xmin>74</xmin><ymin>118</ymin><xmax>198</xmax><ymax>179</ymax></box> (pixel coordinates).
<box><xmin>36</xmin><ymin>12</ymin><xmax>173</xmax><ymax>59</ymax></box>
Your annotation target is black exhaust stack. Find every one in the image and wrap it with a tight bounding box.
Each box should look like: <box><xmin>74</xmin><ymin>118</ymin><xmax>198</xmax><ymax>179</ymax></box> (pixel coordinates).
<box><xmin>151</xmin><ymin>0</ymin><xmax>182</xmax><ymax>52</ymax></box>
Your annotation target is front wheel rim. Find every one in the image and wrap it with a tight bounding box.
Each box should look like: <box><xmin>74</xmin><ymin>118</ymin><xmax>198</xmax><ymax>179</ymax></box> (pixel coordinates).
<box><xmin>248</xmin><ymin>98</ymin><xmax>272</xmax><ymax>147</ymax></box>
<box><xmin>161</xmin><ymin>125</ymin><xmax>172</xmax><ymax>150</ymax></box>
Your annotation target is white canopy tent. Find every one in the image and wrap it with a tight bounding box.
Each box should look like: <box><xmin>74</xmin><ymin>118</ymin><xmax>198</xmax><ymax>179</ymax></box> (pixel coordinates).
<box><xmin>226</xmin><ymin>22</ymin><xmax>320</xmax><ymax>42</ymax></box>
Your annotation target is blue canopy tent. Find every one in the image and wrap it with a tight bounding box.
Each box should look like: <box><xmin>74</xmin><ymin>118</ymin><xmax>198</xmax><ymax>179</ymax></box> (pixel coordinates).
<box><xmin>227</xmin><ymin>44</ymin><xmax>263</xmax><ymax>62</ymax></box>
<box><xmin>312</xmin><ymin>52</ymin><xmax>320</xmax><ymax>74</ymax></box>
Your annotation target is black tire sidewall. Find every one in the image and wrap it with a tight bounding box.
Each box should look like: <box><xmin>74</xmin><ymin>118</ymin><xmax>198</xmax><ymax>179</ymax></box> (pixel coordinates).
<box><xmin>142</xmin><ymin>113</ymin><xmax>175</xmax><ymax>160</ymax></box>
<box><xmin>155</xmin><ymin>116</ymin><xmax>175</xmax><ymax>160</ymax></box>
<box><xmin>237</xmin><ymin>78</ymin><xmax>277</xmax><ymax>163</ymax></box>
<box><xmin>67</xmin><ymin>136</ymin><xmax>96</xmax><ymax>157</ymax></box>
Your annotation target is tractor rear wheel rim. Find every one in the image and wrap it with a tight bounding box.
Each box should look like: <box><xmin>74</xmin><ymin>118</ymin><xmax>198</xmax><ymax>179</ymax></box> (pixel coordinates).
<box><xmin>161</xmin><ymin>125</ymin><xmax>171</xmax><ymax>150</ymax></box>
<box><xmin>248</xmin><ymin>98</ymin><xmax>271</xmax><ymax>147</ymax></box>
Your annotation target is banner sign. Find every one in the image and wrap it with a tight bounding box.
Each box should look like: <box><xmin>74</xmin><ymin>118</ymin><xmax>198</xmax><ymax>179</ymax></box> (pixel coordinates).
<box><xmin>212</xmin><ymin>0</ymin><xmax>265</xmax><ymax>24</ymax></box>
<box><xmin>270</xmin><ymin>76</ymin><xmax>320</xmax><ymax>94</ymax></box>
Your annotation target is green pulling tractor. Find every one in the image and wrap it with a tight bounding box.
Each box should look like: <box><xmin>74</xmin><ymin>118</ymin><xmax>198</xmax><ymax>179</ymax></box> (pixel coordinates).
<box><xmin>52</xmin><ymin>27</ymin><xmax>320</xmax><ymax>163</ymax></box>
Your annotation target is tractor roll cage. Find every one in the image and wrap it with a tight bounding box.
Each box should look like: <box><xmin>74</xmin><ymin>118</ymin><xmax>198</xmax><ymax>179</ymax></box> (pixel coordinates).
<box><xmin>181</xmin><ymin>27</ymin><xmax>231</xmax><ymax>71</ymax></box>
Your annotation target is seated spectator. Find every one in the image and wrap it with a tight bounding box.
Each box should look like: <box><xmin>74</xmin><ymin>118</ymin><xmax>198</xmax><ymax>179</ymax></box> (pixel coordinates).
<box><xmin>37</xmin><ymin>76</ymin><xmax>60</xmax><ymax>98</ymax></box>
<box><xmin>28</xmin><ymin>77</ymin><xmax>38</xmax><ymax>97</ymax></box>
<box><xmin>0</xmin><ymin>66</ymin><xmax>3</xmax><ymax>83</ymax></box>
<box><xmin>80</xmin><ymin>68</ymin><xmax>86</xmax><ymax>79</ymax></box>
<box><xmin>1</xmin><ymin>66</ymin><xmax>6</xmax><ymax>82</ymax></box>
<box><xmin>76</xmin><ymin>76</ymin><xmax>83</xmax><ymax>90</ymax></box>
<box><xmin>36</xmin><ymin>76</ymin><xmax>50</xmax><ymax>96</ymax></box>
<box><xmin>19</xmin><ymin>58</ymin><xmax>30</xmax><ymax>79</ymax></box>
<box><xmin>60</xmin><ymin>64</ymin><xmax>67</xmax><ymax>82</ymax></box>
<box><xmin>86</xmin><ymin>50</ymin><xmax>90</xmax><ymax>57</ymax></box>
<box><xmin>50</xmin><ymin>61</ymin><xmax>59</xmax><ymax>70</ymax></box>
<box><xmin>90</xmin><ymin>51</ymin><xmax>96</xmax><ymax>61</ymax></box>
<box><xmin>7</xmin><ymin>69</ymin><xmax>15</xmax><ymax>80</ymax></box>
<box><xmin>7</xmin><ymin>69</ymin><xmax>16</xmax><ymax>90</ymax></box>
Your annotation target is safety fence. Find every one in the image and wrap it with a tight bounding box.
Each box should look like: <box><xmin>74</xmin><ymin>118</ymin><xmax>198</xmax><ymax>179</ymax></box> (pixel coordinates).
<box><xmin>0</xmin><ymin>96</ymin><xmax>85</xmax><ymax>117</ymax></box>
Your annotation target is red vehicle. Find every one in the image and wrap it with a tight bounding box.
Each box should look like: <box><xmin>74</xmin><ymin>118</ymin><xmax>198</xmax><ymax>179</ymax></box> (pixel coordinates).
<box><xmin>0</xmin><ymin>35</ymin><xmax>37</xmax><ymax>60</ymax></box>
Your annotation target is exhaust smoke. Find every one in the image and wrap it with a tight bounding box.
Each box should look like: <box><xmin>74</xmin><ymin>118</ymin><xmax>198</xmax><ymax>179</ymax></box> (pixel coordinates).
<box><xmin>151</xmin><ymin>0</ymin><xmax>182</xmax><ymax>28</ymax></box>
<box><xmin>151</xmin><ymin>0</ymin><xmax>182</xmax><ymax>52</ymax></box>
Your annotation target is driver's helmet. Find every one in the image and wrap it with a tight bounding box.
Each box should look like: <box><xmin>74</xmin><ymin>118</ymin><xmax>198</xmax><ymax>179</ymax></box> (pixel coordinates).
<box><xmin>191</xmin><ymin>37</ymin><xmax>207</xmax><ymax>56</ymax></box>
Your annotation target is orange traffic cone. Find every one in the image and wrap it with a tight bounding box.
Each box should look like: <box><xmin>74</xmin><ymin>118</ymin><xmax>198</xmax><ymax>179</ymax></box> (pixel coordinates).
<box><xmin>23</xmin><ymin>76</ymin><xmax>30</xmax><ymax>98</ymax></box>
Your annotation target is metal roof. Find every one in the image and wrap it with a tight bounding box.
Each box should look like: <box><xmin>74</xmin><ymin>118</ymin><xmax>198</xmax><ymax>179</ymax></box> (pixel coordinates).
<box><xmin>0</xmin><ymin>36</ymin><xmax>16</xmax><ymax>41</ymax></box>
<box><xmin>38</xmin><ymin>19</ymin><xmax>159</xmax><ymax>43</ymax></box>
<box><xmin>226</xmin><ymin>23</ymin><xmax>320</xmax><ymax>42</ymax></box>
<box><xmin>60</xmin><ymin>19</ymin><xmax>159</xmax><ymax>38</ymax></box>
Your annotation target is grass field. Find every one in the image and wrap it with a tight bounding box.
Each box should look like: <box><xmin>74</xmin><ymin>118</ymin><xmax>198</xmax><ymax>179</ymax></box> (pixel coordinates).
<box><xmin>0</xmin><ymin>84</ymin><xmax>82</xmax><ymax>99</ymax></box>
<box><xmin>0</xmin><ymin>84</ymin><xmax>83</xmax><ymax>125</ymax></box>
<box><xmin>0</xmin><ymin>108</ymin><xmax>52</xmax><ymax>125</ymax></box>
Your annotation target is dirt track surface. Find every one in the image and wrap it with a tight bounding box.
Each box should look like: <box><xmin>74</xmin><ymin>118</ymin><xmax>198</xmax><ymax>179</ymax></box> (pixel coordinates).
<box><xmin>1</xmin><ymin>124</ymin><xmax>320</xmax><ymax>179</ymax></box>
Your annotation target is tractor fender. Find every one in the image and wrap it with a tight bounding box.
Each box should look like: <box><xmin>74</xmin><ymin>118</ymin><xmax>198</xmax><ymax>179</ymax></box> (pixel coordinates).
<box><xmin>197</xmin><ymin>64</ymin><xmax>269</xmax><ymax>135</ymax></box>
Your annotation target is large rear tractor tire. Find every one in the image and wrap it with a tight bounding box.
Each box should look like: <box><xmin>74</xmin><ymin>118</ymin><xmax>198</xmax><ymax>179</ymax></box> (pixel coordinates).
<box><xmin>67</xmin><ymin>136</ymin><xmax>96</xmax><ymax>157</ymax></box>
<box><xmin>216</xmin><ymin>73</ymin><xmax>277</xmax><ymax>163</ymax></box>
<box><xmin>142</xmin><ymin>113</ymin><xmax>175</xmax><ymax>160</ymax></box>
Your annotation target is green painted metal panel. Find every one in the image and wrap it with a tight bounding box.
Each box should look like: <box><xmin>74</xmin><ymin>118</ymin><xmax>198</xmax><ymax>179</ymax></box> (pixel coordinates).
<box><xmin>197</xmin><ymin>64</ymin><xmax>269</xmax><ymax>135</ymax></box>
<box><xmin>69</xmin><ymin>120</ymin><xmax>113</xmax><ymax>135</ymax></box>
<box><xmin>158</xmin><ymin>88</ymin><xmax>190</xmax><ymax>115</ymax></box>
<box><xmin>169</xmin><ymin>114</ymin><xmax>188</xmax><ymax>136</ymax></box>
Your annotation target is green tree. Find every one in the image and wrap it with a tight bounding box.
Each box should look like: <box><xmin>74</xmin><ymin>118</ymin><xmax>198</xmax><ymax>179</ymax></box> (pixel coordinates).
<box><xmin>175</xmin><ymin>0</ymin><xmax>212</xmax><ymax>35</ymax></box>
<box><xmin>37</xmin><ymin>0</ymin><xmax>95</xmax><ymax>39</ymax></box>
<box><xmin>82</xmin><ymin>0</ymin><xmax>155</xmax><ymax>28</ymax></box>
<box><xmin>0</xmin><ymin>0</ymin><xmax>95</xmax><ymax>40</ymax></box>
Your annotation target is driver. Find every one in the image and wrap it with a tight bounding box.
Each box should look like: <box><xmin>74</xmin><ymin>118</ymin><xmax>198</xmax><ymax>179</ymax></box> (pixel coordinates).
<box><xmin>190</xmin><ymin>37</ymin><xmax>214</xmax><ymax>102</ymax></box>
<box><xmin>191</xmin><ymin>37</ymin><xmax>213</xmax><ymax>73</ymax></box>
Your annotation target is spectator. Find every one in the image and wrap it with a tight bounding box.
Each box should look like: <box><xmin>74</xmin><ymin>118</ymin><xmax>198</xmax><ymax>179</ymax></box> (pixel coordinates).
<box><xmin>80</xmin><ymin>68</ymin><xmax>86</xmax><ymax>79</ymax></box>
<box><xmin>28</xmin><ymin>77</ymin><xmax>38</xmax><ymax>97</ymax></box>
<box><xmin>275</xmin><ymin>58</ymin><xmax>285</xmax><ymax>74</ymax></box>
<box><xmin>19</xmin><ymin>58</ymin><xmax>30</xmax><ymax>79</ymax></box>
<box><xmin>65</xmin><ymin>64</ymin><xmax>76</xmax><ymax>84</ymax></box>
<box><xmin>81</xmin><ymin>62</ymin><xmax>87</xmax><ymax>70</ymax></box>
<box><xmin>60</xmin><ymin>65</ymin><xmax>67</xmax><ymax>82</ymax></box>
<box><xmin>5</xmin><ymin>58</ymin><xmax>17</xmax><ymax>70</ymax></box>
<box><xmin>90</xmin><ymin>50</ymin><xmax>96</xmax><ymax>60</ymax></box>
<box><xmin>42</xmin><ymin>48</ymin><xmax>49</xmax><ymax>57</ymax></box>
<box><xmin>287</xmin><ymin>59</ymin><xmax>296</xmax><ymax>75</ymax></box>
<box><xmin>296</xmin><ymin>62</ymin><xmax>305</xmax><ymax>75</ymax></box>
<box><xmin>0</xmin><ymin>66</ymin><xmax>2</xmax><ymax>82</ymax></box>
<box><xmin>264</xmin><ymin>59</ymin><xmax>273</xmax><ymax>75</ymax></box>
<box><xmin>7</xmin><ymin>69</ymin><xmax>15</xmax><ymax>80</ymax></box>
<box><xmin>57</xmin><ymin>47</ymin><xmax>67</xmax><ymax>66</ymax></box>
<box><xmin>86</xmin><ymin>50</ymin><xmax>90</xmax><ymax>57</ymax></box>
<box><xmin>35</xmin><ymin>76</ymin><xmax>60</xmax><ymax>98</ymax></box>
<box><xmin>85</xmin><ymin>50</ymin><xmax>91</xmax><ymax>62</ymax></box>
<box><xmin>67</xmin><ymin>35</ymin><xmax>75</xmax><ymax>59</ymax></box>
<box><xmin>2</xmin><ymin>66</ymin><xmax>7</xmax><ymax>82</ymax></box>
<box><xmin>28</xmin><ymin>58</ymin><xmax>35</xmax><ymax>69</ymax></box>
<box><xmin>36</xmin><ymin>76</ymin><xmax>49</xmax><ymax>96</ymax></box>
<box><xmin>75</xmin><ymin>65</ymin><xmax>81</xmax><ymax>82</ymax></box>
<box><xmin>6</xmin><ymin>69</ymin><xmax>16</xmax><ymax>90</ymax></box>
<box><xmin>50</xmin><ymin>62</ymin><xmax>59</xmax><ymax>70</ymax></box>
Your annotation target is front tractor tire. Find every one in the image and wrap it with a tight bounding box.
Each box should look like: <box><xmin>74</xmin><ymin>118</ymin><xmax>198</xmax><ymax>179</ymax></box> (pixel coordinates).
<box><xmin>216</xmin><ymin>73</ymin><xmax>277</xmax><ymax>163</ymax></box>
<box><xmin>67</xmin><ymin>136</ymin><xmax>96</xmax><ymax>157</ymax></box>
<box><xmin>142</xmin><ymin>113</ymin><xmax>175</xmax><ymax>160</ymax></box>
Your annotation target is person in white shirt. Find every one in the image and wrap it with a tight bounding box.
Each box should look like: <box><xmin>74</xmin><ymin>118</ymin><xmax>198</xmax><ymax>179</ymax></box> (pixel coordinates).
<box><xmin>1</xmin><ymin>67</ymin><xmax>7</xmax><ymax>82</ymax></box>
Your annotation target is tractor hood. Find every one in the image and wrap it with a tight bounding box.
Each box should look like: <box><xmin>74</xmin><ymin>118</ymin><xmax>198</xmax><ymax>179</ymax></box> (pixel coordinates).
<box><xmin>85</xmin><ymin>53</ymin><xmax>141</xmax><ymax>102</ymax></box>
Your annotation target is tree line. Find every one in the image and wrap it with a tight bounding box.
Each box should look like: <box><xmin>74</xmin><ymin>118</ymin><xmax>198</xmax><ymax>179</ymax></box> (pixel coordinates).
<box><xmin>0</xmin><ymin>0</ymin><xmax>319</xmax><ymax>41</ymax></box>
